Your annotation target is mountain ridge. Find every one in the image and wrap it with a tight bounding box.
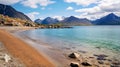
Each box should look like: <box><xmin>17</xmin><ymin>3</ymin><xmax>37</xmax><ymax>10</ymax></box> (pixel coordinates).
<box><xmin>92</xmin><ymin>13</ymin><xmax>120</xmax><ymax>25</ymax></box>
<box><xmin>35</xmin><ymin>16</ymin><xmax>92</xmax><ymax>26</ymax></box>
<box><xmin>0</xmin><ymin>4</ymin><xmax>31</xmax><ymax>21</ymax></box>
<box><xmin>35</xmin><ymin>13</ymin><xmax>120</xmax><ymax>25</ymax></box>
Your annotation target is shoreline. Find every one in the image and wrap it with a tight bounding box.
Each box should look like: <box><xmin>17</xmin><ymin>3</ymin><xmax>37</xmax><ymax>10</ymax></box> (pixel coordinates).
<box><xmin>0</xmin><ymin>26</ymin><xmax>120</xmax><ymax>67</ymax></box>
<box><xmin>0</xmin><ymin>27</ymin><xmax>55</xmax><ymax>67</ymax></box>
<box><xmin>13</xmin><ymin>28</ymin><xmax>70</xmax><ymax>67</ymax></box>
<box><xmin>14</xmin><ymin>27</ymin><xmax>120</xmax><ymax>67</ymax></box>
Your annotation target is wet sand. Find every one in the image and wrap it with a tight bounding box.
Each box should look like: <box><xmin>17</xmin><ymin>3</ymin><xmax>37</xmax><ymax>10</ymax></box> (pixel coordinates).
<box><xmin>0</xmin><ymin>27</ymin><xmax>55</xmax><ymax>67</ymax></box>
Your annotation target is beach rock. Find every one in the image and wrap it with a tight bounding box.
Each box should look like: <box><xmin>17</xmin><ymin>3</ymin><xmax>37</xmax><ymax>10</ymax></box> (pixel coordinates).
<box><xmin>112</xmin><ymin>61</ymin><xmax>120</xmax><ymax>65</ymax></box>
<box><xmin>97</xmin><ymin>56</ymin><xmax>106</xmax><ymax>60</ymax></box>
<box><xmin>111</xmin><ymin>65</ymin><xmax>120</xmax><ymax>67</ymax></box>
<box><xmin>96</xmin><ymin>47</ymin><xmax>101</xmax><ymax>49</ymax></box>
<box><xmin>98</xmin><ymin>61</ymin><xmax>104</xmax><ymax>64</ymax></box>
<box><xmin>68</xmin><ymin>53</ymin><xmax>80</xmax><ymax>59</ymax></box>
<box><xmin>94</xmin><ymin>54</ymin><xmax>108</xmax><ymax>60</ymax></box>
<box><xmin>4</xmin><ymin>54</ymin><xmax>11</xmax><ymax>63</ymax></box>
<box><xmin>107</xmin><ymin>59</ymin><xmax>112</xmax><ymax>62</ymax></box>
<box><xmin>70</xmin><ymin>62</ymin><xmax>79</xmax><ymax>67</ymax></box>
<box><xmin>78</xmin><ymin>50</ymin><xmax>86</xmax><ymax>53</ymax></box>
<box><xmin>81</xmin><ymin>62</ymin><xmax>92</xmax><ymax>66</ymax></box>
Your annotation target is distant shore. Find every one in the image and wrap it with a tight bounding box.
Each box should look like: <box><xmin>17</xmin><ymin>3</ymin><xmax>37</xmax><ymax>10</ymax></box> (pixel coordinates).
<box><xmin>0</xmin><ymin>26</ymin><xmax>55</xmax><ymax>67</ymax></box>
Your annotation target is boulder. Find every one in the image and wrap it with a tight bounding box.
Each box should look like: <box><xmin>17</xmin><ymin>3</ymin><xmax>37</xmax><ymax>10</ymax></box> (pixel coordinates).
<box><xmin>94</xmin><ymin>54</ymin><xmax>108</xmax><ymax>60</ymax></box>
<box><xmin>112</xmin><ymin>61</ymin><xmax>120</xmax><ymax>65</ymax></box>
<box><xmin>98</xmin><ymin>60</ymin><xmax>104</xmax><ymax>64</ymax></box>
<box><xmin>4</xmin><ymin>54</ymin><xmax>11</xmax><ymax>63</ymax></box>
<box><xmin>81</xmin><ymin>62</ymin><xmax>92</xmax><ymax>66</ymax></box>
<box><xmin>68</xmin><ymin>53</ymin><xmax>80</xmax><ymax>59</ymax></box>
<box><xmin>70</xmin><ymin>62</ymin><xmax>79</xmax><ymax>67</ymax></box>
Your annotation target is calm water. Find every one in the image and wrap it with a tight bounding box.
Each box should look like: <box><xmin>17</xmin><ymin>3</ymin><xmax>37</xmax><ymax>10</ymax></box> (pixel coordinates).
<box><xmin>21</xmin><ymin>26</ymin><xmax>120</xmax><ymax>59</ymax></box>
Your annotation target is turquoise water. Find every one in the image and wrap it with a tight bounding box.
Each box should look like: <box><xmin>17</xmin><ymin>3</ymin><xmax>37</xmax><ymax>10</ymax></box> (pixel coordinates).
<box><xmin>22</xmin><ymin>26</ymin><xmax>120</xmax><ymax>55</ymax></box>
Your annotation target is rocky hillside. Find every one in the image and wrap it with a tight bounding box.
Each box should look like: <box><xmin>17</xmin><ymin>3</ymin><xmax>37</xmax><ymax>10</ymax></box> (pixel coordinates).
<box><xmin>0</xmin><ymin>4</ymin><xmax>31</xmax><ymax>21</ymax></box>
<box><xmin>0</xmin><ymin>14</ymin><xmax>36</xmax><ymax>26</ymax></box>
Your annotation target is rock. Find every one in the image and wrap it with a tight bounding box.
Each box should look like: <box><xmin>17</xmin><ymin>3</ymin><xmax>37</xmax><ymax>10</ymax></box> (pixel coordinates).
<box><xmin>94</xmin><ymin>54</ymin><xmax>108</xmax><ymax>57</ymax></box>
<box><xmin>70</xmin><ymin>62</ymin><xmax>79</xmax><ymax>67</ymax></box>
<box><xmin>111</xmin><ymin>65</ymin><xmax>120</xmax><ymax>67</ymax></box>
<box><xmin>96</xmin><ymin>47</ymin><xmax>101</xmax><ymax>49</ymax></box>
<box><xmin>78</xmin><ymin>50</ymin><xmax>86</xmax><ymax>53</ymax></box>
<box><xmin>4</xmin><ymin>54</ymin><xmax>11</xmax><ymax>63</ymax></box>
<box><xmin>98</xmin><ymin>61</ymin><xmax>104</xmax><ymax>64</ymax></box>
<box><xmin>107</xmin><ymin>59</ymin><xmax>112</xmax><ymax>62</ymax></box>
<box><xmin>94</xmin><ymin>54</ymin><xmax>108</xmax><ymax>60</ymax></box>
<box><xmin>89</xmin><ymin>57</ymin><xmax>94</xmax><ymax>58</ymax></box>
<box><xmin>81</xmin><ymin>62</ymin><xmax>92</xmax><ymax>66</ymax></box>
<box><xmin>97</xmin><ymin>57</ymin><xmax>106</xmax><ymax>60</ymax></box>
<box><xmin>112</xmin><ymin>62</ymin><xmax>120</xmax><ymax>65</ymax></box>
<box><xmin>68</xmin><ymin>53</ymin><xmax>80</xmax><ymax>59</ymax></box>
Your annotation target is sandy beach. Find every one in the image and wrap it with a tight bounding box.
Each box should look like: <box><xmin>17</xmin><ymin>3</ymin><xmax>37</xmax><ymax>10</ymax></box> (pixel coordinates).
<box><xmin>0</xmin><ymin>27</ymin><xmax>55</xmax><ymax>67</ymax></box>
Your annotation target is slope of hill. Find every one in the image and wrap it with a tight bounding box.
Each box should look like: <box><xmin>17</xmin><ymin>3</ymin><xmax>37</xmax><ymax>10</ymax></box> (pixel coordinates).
<box><xmin>0</xmin><ymin>14</ymin><xmax>36</xmax><ymax>26</ymax></box>
<box><xmin>40</xmin><ymin>17</ymin><xmax>59</xmax><ymax>24</ymax></box>
<box><xmin>93</xmin><ymin>13</ymin><xmax>120</xmax><ymax>25</ymax></box>
<box><xmin>0</xmin><ymin>4</ymin><xmax>31</xmax><ymax>21</ymax></box>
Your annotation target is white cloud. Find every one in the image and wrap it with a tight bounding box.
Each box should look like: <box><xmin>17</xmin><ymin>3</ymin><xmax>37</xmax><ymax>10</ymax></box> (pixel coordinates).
<box><xmin>21</xmin><ymin>0</ymin><xmax>55</xmax><ymax>8</ymax></box>
<box><xmin>64</xmin><ymin>0</ymin><xmax>99</xmax><ymax>6</ymax></box>
<box><xmin>53</xmin><ymin>16</ymin><xmax>64</xmax><ymax>20</ymax></box>
<box><xmin>26</xmin><ymin>12</ymin><xmax>40</xmax><ymax>21</ymax></box>
<box><xmin>66</xmin><ymin>6</ymin><xmax>73</xmax><ymax>10</ymax></box>
<box><xmin>74</xmin><ymin>0</ymin><xmax>120</xmax><ymax>20</ymax></box>
<box><xmin>0</xmin><ymin>0</ymin><xmax>21</xmax><ymax>5</ymax></box>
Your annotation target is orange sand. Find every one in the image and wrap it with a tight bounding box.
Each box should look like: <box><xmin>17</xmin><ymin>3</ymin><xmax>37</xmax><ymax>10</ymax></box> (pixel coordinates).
<box><xmin>0</xmin><ymin>29</ymin><xmax>55</xmax><ymax>67</ymax></box>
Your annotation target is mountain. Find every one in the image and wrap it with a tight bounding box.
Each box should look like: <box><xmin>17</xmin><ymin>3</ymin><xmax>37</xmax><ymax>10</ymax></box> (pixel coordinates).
<box><xmin>34</xmin><ymin>19</ymin><xmax>42</xmax><ymax>24</ymax></box>
<box><xmin>93</xmin><ymin>13</ymin><xmax>120</xmax><ymax>25</ymax></box>
<box><xmin>0</xmin><ymin>14</ymin><xmax>36</xmax><ymax>26</ymax></box>
<box><xmin>61</xmin><ymin>16</ymin><xmax>92</xmax><ymax>26</ymax></box>
<box><xmin>0</xmin><ymin>4</ymin><xmax>31</xmax><ymax>21</ymax></box>
<box><xmin>40</xmin><ymin>17</ymin><xmax>59</xmax><ymax>24</ymax></box>
<box><xmin>34</xmin><ymin>16</ymin><xmax>92</xmax><ymax>26</ymax></box>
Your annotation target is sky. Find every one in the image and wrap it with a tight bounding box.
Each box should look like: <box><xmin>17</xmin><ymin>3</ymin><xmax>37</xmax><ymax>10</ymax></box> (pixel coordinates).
<box><xmin>0</xmin><ymin>0</ymin><xmax>120</xmax><ymax>21</ymax></box>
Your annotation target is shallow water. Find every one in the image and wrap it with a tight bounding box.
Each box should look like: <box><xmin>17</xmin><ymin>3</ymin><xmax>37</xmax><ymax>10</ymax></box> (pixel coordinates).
<box><xmin>20</xmin><ymin>26</ymin><xmax>120</xmax><ymax>61</ymax></box>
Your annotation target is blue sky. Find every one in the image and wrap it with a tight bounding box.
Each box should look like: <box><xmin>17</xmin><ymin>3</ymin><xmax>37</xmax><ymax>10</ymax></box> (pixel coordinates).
<box><xmin>0</xmin><ymin>0</ymin><xmax>120</xmax><ymax>21</ymax></box>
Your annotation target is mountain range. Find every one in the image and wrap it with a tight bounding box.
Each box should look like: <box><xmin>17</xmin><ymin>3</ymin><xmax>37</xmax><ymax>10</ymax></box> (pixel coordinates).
<box><xmin>35</xmin><ymin>13</ymin><xmax>120</xmax><ymax>25</ymax></box>
<box><xmin>0</xmin><ymin>4</ymin><xmax>31</xmax><ymax>21</ymax></box>
<box><xmin>35</xmin><ymin>16</ymin><xmax>92</xmax><ymax>26</ymax></box>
